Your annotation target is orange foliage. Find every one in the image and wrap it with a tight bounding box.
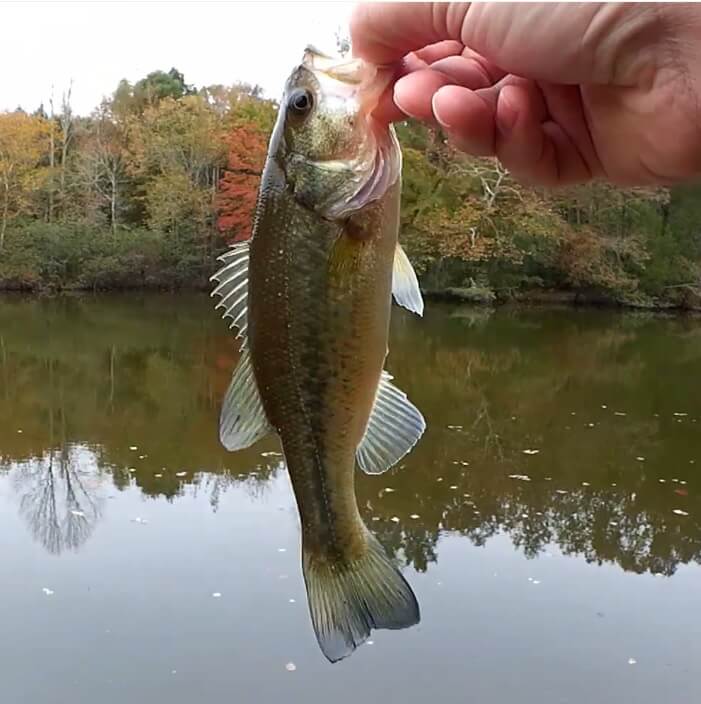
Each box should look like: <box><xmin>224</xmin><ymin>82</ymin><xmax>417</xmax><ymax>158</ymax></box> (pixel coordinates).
<box><xmin>215</xmin><ymin>122</ymin><xmax>268</xmax><ymax>241</ymax></box>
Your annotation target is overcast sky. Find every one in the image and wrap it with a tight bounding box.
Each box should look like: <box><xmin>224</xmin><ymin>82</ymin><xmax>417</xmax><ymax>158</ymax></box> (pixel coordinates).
<box><xmin>1</xmin><ymin>1</ymin><xmax>355</xmax><ymax>115</ymax></box>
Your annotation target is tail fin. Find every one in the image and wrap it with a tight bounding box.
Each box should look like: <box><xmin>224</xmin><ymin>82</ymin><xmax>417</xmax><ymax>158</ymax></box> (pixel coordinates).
<box><xmin>302</xmin><ymin>531</ymin><xmax>420</xmax><ymax>662</ymax></box>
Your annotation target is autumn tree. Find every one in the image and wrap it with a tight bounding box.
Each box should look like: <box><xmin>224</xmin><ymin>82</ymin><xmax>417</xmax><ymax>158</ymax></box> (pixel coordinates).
<box><xmin>127</xmin><ymin>94</ymin><xmax>226</xmax><ymax>236</ymax></box>
<box><xmin>215</xmin><ymin>120</ymin><xmax>268</xmax><ymax>241</ymax></box>
<box><xmin>0</xmin><ymin>111</ymin><xmax>49</xmax><ymax>249</ymax></box>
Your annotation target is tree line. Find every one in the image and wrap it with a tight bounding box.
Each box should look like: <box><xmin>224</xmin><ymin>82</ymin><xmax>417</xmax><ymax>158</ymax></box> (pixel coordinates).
<box><xmin>1</xmin><ymin>66</ymin><xmax>700</xmax><ymax>308</ymax></box>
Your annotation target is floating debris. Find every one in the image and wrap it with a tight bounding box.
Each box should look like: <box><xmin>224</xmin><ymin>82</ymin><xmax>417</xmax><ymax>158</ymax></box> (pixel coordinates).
<box><xmin>278</xmin><ymin>574</ymin><xmax>288</xmax><ymax>580</ymax></box>
<box><xmin>628</xmin><ymin>658</ymin><xmax>637</xmax><ymax>665</ymax></box>
<box><xmin>436</xmin><ymin>477</ymin><xmax>443</xmax><ymax>482</ymax></box>
<box><xmin>532</xmin><ymin>580</ymin><xmax>541</xmax><ymax>585</ymax></box>
<box><xmin>128</xmin><ymin>468</ymin><xmax>136</xmax><ymax>473</ymax></box>
<box><xmin>611</xmin><ymin>482</ymin><xmax>617</xmax><ymax>487</ymax></box>
<box><xmin>601</xmin><ymin>404</ymin><xmax>608</xmax><ymax>409</ymax></box>
<box><xmin>175</xmin><ymin>471</ymin><xmax>187</xmax><ymax>477</ymax></box>
<box><xmin>680</xmin><ymin>480</ymin><xmax>688</xmax><ymax>485</ymax></box>
<box><xmin>522</xmin><ymin>449</ymin><xmax>540</xmax><ymax>455</ymax></box>
<box><xmin>673</xmin><ymin>509</ymin><xmax>689</xmax><ymax>516</ymax></box>
<box><xmin>449</xmin><ymin>485</ymin><xmax>458</xmax><ymax>490</ymax></box>
<box><xmin>285</xmin><ymin>663</ymin><xmax>297</xmax><ymax>672</ymax></box>
<box><xmin>383</xmin><ymin>487</ymin><xmax>395</xmax><ymax>493</ymax></box>
<box><xmin>277</xmin><ymin>548</ymin><xmax>287</xmax><ymax>553</ymax></box>
<box><xmin>17</xmin><ymin>429</ymin><xmax>23</xmax><ymax>434</ymax></box>
<box><xmin>154</xmin><ymin>473</ymin><xmax>163</xmax><ymax>478</ymax></box>
<box><xmin>371</xmin><ymin>516</ymin><xmax>380</xmax><ymax>521</ymax></box>
<box><xmin>366</xmin><ymin>640</ymin><xmax>374</xmax><ymax>646</ymax></box>
<box><xmin>261</xmin><ymin>451</ymin><xmax>282</xmax><ymax>457</ymax></box>
<box><xmin>212</xmin><ymin>592</ymin><xmax>222</xmax><ymax>598</ymax></box>
<box><xmin>289</xmin><ymin>598</ymin><xmax>296</xmax><ymax>604</ymax></box>
<box><xmin>390</xmin><ymin>516</ymin><xmax>400</xmax><ymax>523</ymax></box>
<box><xmin>409</xmin><ymin>514</ymin><xmax>420</xmax><ymax>519</ymax></box>
<box><xmin>673</xmin><ymin>412</ymin><xmax>688</xmax><ymax>417</ymax></box>
<box><xmin>610</xmin><ymin>521</ymin><xmax>619</xmax><ymax>526</ymax></box>
<box><xmin>586</xmin><ymin>423</ymin><xmax>595</xmax><ymax>428</ymax></box>
<box><xmin>139</xmin><ymin>454</ymin><xmax>147</xmax><ymax>459</ymax></box>
<box><xmin>42</xmin><ymin>587</ymin><xmax>54</xmax><ymax>596</ymax></box>
<box><xmin>635</xmin><ymin>457</ymin><xmax>645</xmax><ymax>462</ymax></box>
<box><xmin>129</xmin><ymin>446</ymin><xmax>138</xmax><ymax>451</ymax></box>
<box><xmin>447</xmin><ymin>425</ymin><xmax>463</xmax><ymax>430</ymax></box>
<box><xmin>131</xmin><ymin>517</ymin><xmax>148</xmax><ymax>524</ymax></box>
<box><xmin>544</xmin><ymin>477</ymin><xmax>552</xmax><ymax>481</ymax></box>
<box><xmin>659</xmin><ymin>479</ymin><xmax>667</xmax><ymax>483</ymax></box>
<box><xmin>509</xmin><ymin>474</ymin><xmax>531</xmax><ymax>482</ymax></box>
<box><xmin>555</xmin><ymin>489</ymin><xmax>569</xmax><ymax>495</ymax></box>
<box><xmin>614</xmin><ymin>411</ymin><xmax>627</xmax><ymax>417</ymax></box>
<box><xmin>581</xmin><ymin>482</ymin><xmax>590</xmax><ymax>487</ymax></box>
<box><xmin>70</xmin><ymin>510</ymin><xmax>86</xmax><ymax>518</ymax></box>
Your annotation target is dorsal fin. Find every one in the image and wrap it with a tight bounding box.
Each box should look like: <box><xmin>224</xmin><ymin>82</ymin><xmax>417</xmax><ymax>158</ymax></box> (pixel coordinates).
<box><xmin>210</xmin><ymin>240</ymin><xmax>250</xmax><ymax>349</ymax></box>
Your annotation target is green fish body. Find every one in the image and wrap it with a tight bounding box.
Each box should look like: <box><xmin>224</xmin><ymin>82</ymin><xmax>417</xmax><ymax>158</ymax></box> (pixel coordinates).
<box><xmin>212</xmin><ymin>47</ymin><xmax>425</xmax><ymax>662</ymax></box>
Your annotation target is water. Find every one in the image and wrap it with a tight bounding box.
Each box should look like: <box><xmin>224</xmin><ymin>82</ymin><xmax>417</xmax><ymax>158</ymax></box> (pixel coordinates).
<box><xmin>1</xmin><ymin>294</ymin><xmax>700</xmax><ymax>704</ymax></box>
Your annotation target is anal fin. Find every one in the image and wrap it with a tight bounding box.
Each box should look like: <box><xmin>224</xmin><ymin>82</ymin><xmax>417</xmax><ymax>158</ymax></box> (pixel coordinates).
<box><xmin>356</xmin><ymin>371</ymin><xmax>425</xmax><ymax>475</ymax></box>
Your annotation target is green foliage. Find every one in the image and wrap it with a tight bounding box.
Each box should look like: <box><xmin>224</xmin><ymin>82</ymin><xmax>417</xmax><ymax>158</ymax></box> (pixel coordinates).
<box><xmin>0</xmin><ymin>222</ymin><xmax>226</xmax><ymax>291</ymax></box>
<box><xmin>0</xmin><ymin>70</ymin><xmax>700</xmax><ymax>308</ymax></box>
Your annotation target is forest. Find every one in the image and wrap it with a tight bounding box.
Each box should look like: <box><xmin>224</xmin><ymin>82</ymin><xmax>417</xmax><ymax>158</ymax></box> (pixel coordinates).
<box><xmin>1</xmin><ymin>65</ymin><xmax>701</xmax><ymax>309</ymax></box>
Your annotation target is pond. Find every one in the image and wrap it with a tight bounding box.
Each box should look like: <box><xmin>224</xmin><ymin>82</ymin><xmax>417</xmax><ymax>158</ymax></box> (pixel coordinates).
<box><xmin>1</xmin><ymin>294</ymin><xmax>700</xmax><ymax>704</ymax></box>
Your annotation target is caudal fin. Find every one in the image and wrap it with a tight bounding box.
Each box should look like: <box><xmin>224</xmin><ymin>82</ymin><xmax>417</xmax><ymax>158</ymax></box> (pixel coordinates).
<box><xmin>302</xmin><ymin>531</ymin><xmax>420</xmax><ymax>662</ymax></box>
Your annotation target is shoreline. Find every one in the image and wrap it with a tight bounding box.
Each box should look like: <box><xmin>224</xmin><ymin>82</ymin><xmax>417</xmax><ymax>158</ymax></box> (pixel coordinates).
<box><xmin>2</xmin><ymin>284</ymin><xmax>701</xmax><ymax>315</ymax></box>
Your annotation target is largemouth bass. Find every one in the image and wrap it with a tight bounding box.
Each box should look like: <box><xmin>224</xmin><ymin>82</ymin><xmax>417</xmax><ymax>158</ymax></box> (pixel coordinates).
<box><xmin>211</xmin><ymin>46</ymin><xmax>426</xmax><ymax>662</ymax></box>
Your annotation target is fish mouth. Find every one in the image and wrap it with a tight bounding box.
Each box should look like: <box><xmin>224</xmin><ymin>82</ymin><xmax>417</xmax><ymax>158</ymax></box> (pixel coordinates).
<box><xmin>301</xmin><ymin>45</ymin><xmax>394</xmax><ymax>119</ymax></box>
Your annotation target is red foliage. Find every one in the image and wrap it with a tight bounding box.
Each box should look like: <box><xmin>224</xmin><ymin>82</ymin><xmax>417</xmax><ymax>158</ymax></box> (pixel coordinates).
<box><xmin>215</xmin><ymin>122</ymin><xmax>268</xmax><ymax>241</ymax></box>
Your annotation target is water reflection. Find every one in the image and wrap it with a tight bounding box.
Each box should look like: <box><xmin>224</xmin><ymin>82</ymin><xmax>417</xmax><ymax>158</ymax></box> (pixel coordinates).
<box><xmin>11</xmin><ymin>445</ymin><xmax>103</xmax><ymax>554</ymax></box>
<box><xmin>1</xmin><ymin>294</ymin><xmax>700</xmax><ymax>579</ymax></box>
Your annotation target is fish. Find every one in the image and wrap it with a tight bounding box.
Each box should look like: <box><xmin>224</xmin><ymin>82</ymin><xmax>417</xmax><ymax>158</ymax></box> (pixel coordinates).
<box><xmin>211</xmin><ymin>46</ymin><xmax>425</xmax><ymax>662</ymax></box>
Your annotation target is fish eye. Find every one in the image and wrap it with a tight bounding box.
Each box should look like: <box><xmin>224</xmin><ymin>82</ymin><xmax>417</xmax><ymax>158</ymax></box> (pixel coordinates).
<box><xmin>288</xmin><ymin>89</ymin><xmax>313</xmax><ymax>116</ymax></box>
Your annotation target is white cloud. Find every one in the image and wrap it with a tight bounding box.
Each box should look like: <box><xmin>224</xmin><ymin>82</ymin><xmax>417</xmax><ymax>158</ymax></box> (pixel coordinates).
<box><xmin>1</xmin><ymin>0</ymin><xmax>354</xmax><ymax>115</ymax></box>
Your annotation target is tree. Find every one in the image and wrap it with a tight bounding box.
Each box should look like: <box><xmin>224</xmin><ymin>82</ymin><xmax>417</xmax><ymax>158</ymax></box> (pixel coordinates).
<box><xmin>74</xmin><ymin>106</ymin><xmax>128</xmax><ymax>234</ymax></box>
<box><xmin>215</xmin><ymin>120</ymin><xmax>268</xmax><ymax>241</ymax></box>
<box><xmin>0</xmin><ymin>112</ymin><xmax>49</xmax><ymax>249</ymax></box>
<box><xmin>127</xmin><ymin>94</ymin><xmax>226</xmax><ymax>236</ymax></box>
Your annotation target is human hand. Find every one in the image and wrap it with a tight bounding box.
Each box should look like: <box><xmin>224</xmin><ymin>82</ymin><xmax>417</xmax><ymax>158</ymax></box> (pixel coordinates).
<box><xmin>350</xmin><ymin>2</ymin><xmax>701</xmax><ymax>187</ymax></box>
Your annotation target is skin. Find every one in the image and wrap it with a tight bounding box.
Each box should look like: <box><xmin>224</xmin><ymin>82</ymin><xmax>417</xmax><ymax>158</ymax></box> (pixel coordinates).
<box><xmin>248</xmin><ymin>64</ymin><xmax>401</xmax><ymax>563</ymax></box>
<box><xmin>350</xmin><ymin>2</ymin><xmax>701</xmax><ymax>188</ymax></box>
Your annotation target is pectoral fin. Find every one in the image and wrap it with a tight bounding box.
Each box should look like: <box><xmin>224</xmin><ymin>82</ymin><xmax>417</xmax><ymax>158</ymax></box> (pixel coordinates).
<box><xmin>392</xmin><ymin>244</ymin><xmax>424</xmax><ymax>316</ymax></box>
<box><xmin>356</xmin><ymin>371</ymin><xmax>425</xmax><ymax>475</ymax></box>
<box><xmin>219</xmin><ymin>348</ymin><xmax>272</xmax><ymax>451</ymax></box>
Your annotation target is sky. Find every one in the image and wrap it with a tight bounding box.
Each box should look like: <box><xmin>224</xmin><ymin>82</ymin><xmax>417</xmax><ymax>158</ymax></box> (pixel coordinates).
<box><xmin>1</xmin><ymin>1</ymin><xmax>355</xmax><ymax>115</ymax></box>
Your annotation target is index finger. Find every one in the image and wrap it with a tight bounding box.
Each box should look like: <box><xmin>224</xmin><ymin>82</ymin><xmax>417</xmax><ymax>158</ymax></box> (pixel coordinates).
<box><xmin>350</xmin><ymin>2</ymin><xmax>470</xmax><ymax>64</ymax></box>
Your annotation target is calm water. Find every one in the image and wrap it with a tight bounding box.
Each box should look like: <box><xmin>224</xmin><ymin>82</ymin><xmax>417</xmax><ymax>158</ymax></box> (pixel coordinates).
<box><xmin>1</xmin><ymin>294</ymin><xmax>701</xmax><ymax>704</ymax></box>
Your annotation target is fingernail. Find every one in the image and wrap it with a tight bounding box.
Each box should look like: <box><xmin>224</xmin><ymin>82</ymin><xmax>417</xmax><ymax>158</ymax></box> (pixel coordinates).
<box><xmin>431</xmin><ymin>86</ymin><xmax>453</xmax><ymax>130</ymax></box>
<box><xmin>432</xmin><ymin>92</ymin><xmax>452</xmax><ymax>130</ymax></box>
<box><xmin>496</xmin><ymin>91</ymin><xmax>517</xmax><ymax>135</ymax></box>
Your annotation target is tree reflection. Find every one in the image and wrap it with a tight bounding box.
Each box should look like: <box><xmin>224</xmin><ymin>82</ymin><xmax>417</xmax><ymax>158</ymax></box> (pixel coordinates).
<box><xmin>1</xmin><ymin>295</ymin><xmax>700</xmax><ymax>575</ymax></box>
<box><xmin>11</xmin><ymin>445</ymin><xmax>103</xmax><ymax>554</ymax></box>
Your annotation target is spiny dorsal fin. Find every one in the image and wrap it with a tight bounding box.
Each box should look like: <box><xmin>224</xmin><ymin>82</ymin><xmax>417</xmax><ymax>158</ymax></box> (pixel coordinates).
<box><xmin>302</xmin><ymin>530</ymin><xmax>420</xmax><ymax>662</ymax></box>
<box><xmin>392</xmin><ymin>244</ymin><xmax>424</xmax><ymax>316</ymax></box>
<box><xmin>219</xmin><ymin>348</ymin><xmax>272</xmax><ymax>451</ymax></box>
<box><xmin>210</xmin><ymin>240</ymin><xmax>250</xmax><ymax>349</ymax></box>
<box><xmin>356</xmin><ymin>371</ymin><xmax>425</xmax><ymax>475</ymax></box>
